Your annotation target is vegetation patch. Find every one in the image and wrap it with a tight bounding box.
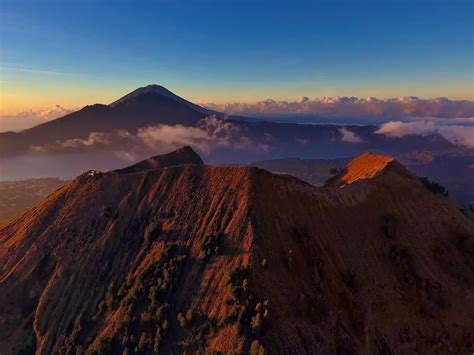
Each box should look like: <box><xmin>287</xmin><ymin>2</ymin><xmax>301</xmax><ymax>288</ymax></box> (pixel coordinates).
<box><xmin>223</xmin><ymin>267</ymin><xmax>269</xmax><ymax>353</ymax></box>
<box><xmin>419</xmin><ymin>177</ymin><xmax>448</xmax><ymax>196</ymax></box>
<box><xmin>85</xmin><ymin>245</ymin><xmax>188</xmax><ymax>354</ymax></box>
<box><xmin>200</xmin><ymin>233</ymin><xmax>224</xmax><ymax>259</ymax></box>
<box><xmin>143</xmin><ymin>221</ymin><xmax>162</xmax><ymax>245</ymax></box>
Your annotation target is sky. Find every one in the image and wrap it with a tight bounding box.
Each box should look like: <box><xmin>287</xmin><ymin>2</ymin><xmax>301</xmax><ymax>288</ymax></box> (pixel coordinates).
<box><xmin>0</xmin><ymin>0</ymin><xmax>473</xmax><ymax>117</ymax></box>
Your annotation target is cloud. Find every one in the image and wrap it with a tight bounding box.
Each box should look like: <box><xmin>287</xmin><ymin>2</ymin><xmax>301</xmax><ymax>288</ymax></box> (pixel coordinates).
<box><xmin>375</xmin><ymin>121</ymin><xmax>436</xmax><ymax>138</ymax></box>
<box><xmin>0</xmin><ymin>64</ymin><xmax>81</xmax><ymax>76</ymax></box>
<box><xmin>437</xmin><ymin>126</ymin><xmax>474</xmax><ymax>149</ymax></box>
<box><xmin>202</xmin><ymin>96</ymin><xmax>474</xmax><ymax>120</ymax></box>
<box><xmin>338</xmin><ymin>127</ymin><xmax>364</xmax><ymax>143</ymax></box>
<box><xmin>375</xmin><ymin>120</ymin><xmax>474</xmax><ymax>149</ymax></box>
<box><xmin>0</xmin><ymin>105</ymin><xmax>76</xmax><ymax>131</ymax></box>
<box><xmin>30</xmin><ymin>116</ymin><xmax>255</xmax><ymax>160</ymax></box>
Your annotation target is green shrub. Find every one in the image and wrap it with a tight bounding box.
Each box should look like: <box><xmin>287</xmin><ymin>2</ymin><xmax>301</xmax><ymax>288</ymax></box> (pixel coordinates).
<box><xmin>200</xmin><ymin>233</ymin><xmax>223</xmax><ymax>259</ymax></box>
<box><xmin>251</xmin><ymin>313</ymin><xmax>262</xmax><ymax>335</ymax></box>
<box><xmin>419</xmin><ymin>177</ymin><xmax>448</xmax><ymax>196</ymax></box>
<box><xmin>138</xmin><ymin>332</ymin><xmax>148</xmax><ymax>351</ymax></box>
<box><xmin>177</xmin><ymin>312</ymin><xmax>187</xmax><ymax>327</ymax></box>
<box><xmin>144</xmin><ymin>222</ymin><xmax>161</xmax><ymax>244</ymax></box>
<box><xmin>185</xmin><ymin>309</ymin><xmax>194</xmax><ymax>322</ymax></box>
<box><xmin>141</xmin><ymin>311</ymin><xmax>152</xmax><ymax>323</ymax></box>
<box><xmin>87</xmin><ymin>336</ymin><xmax>111</xmax><ymax>355</ymax></box>
<box><xmin>226</xmin><ymin>267</ymin><xmax>248</xmax><ymax>287</ymax></box>
<box><xmin>250</xmin><ymin>340</ymin><xmax>265</xmax><ymax>355</ymax></box>
<box><xmin>100</xmin><ymin>205</ymin><xmax>111</xmax><ymax>218</ymax></box>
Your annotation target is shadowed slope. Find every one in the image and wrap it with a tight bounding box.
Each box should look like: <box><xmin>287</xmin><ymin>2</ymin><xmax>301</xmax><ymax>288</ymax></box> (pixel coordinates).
<box><xmin>114</xmin><ymin>146</ymin><xmax>204</xmax><ymax>174</ymax></box>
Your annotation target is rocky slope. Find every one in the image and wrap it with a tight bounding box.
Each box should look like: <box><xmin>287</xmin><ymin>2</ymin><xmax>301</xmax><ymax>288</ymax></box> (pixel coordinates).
<box><xmin>0</xmin><ymin>147</ymin><xmax>473</xmax><ymax>354</ymax></box>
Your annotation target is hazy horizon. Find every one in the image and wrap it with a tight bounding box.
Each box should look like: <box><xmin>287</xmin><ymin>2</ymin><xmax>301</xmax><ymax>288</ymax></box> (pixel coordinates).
<box><xmin>1</xmin><ymin>84</ymin><xmax>473</xmax><ymax>132</ymax></box>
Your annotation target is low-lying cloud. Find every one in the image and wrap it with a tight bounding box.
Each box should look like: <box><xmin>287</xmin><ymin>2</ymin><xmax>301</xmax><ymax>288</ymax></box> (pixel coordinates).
<box><xmin>375</xmin><ymin>121</ymin><xmax>436</xmax><ymax>138</ymax></box>
<box><xmin>0</xmin><ymin>105</ymin><xmax>76</xmax><ymax>131</ymax></box>
<box><xmin>338</xmin><ymin>127</ymin><xmax>364</xmax><ymax>143</ymax></box>
<box><xmin>31</xmin><ymin>116</ymin><xmax>254</xmax><ymax>161</ymax></box>
<box><xmin>376</xmin><ymin>120</ymin><xmax>474</xmax><ymax>149</ymax></box>
<box><xmin>203</xmin><ymin>96</ymin><xmax>474</xmax><ymax>120</ymax></box>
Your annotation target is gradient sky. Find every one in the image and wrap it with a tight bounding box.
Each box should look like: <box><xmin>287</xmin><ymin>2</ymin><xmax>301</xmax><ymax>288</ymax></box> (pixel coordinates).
<box><xmin>0</xmin><ymin>0</ymin><xmax>473</xmax><ymax>113</ymax></box>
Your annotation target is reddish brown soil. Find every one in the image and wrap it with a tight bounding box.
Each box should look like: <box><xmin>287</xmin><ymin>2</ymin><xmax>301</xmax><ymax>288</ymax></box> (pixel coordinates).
<box><xmin>0</xmin><ymin>147</ymin><xmax>473</xmax><ymax>354</ymax></box>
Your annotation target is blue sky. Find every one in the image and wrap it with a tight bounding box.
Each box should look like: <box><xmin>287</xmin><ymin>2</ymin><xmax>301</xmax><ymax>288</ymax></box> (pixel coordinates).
<box><xmin>0</xmin><ymin>0</ymin><xmax>473</xmax><ymax>112</ymax></box>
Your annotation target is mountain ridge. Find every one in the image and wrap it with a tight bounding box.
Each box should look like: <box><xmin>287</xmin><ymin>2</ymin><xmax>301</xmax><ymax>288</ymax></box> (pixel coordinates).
<box><xmin>114</xmin><ymin>145</ymin><xmax>204</xmax><ymax>174</ymax></box>
<box><xmin>325</xmin><ymin>152</ymin><xmax>413</xmax><ymax>187</ymax></box>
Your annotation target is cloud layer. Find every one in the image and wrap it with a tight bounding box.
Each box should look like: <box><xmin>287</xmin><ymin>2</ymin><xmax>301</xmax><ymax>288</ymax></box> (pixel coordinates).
<box><xmin>30</xmin><ymin>116</ymin><xmax>254</xmax><ymax>161</ymax></box>
<box><xmin>376</xmin><ymin>120</ymin><xmax>474</xmax><ymax>148</ymax></box>
<box><xmin>0</xmin><ymin>105</ymin><xmax>76</xmax><ymax>131</ymax></box>
<box><xmin>2</xmin><ymin>96</ymin><xmax>473</xmax><ymax>132</ymax></box>
<box><xmin>203</xmin><ymin>96</ymin><xmax>474</xmax><ymax>120</ymax></box>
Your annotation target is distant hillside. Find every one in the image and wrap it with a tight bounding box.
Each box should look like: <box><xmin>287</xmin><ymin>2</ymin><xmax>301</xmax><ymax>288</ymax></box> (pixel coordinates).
<box><xmin>1</xmin><ymin>147</ymin><xmax>473</xmax><ymax>354</ymax></box>
<box><xmin>398</xmin><ymin>151</ymin><xmax>474</xmax><ymax>206</ymax></box>
<box><xmin>251</xmin><ymin>157</ymin><xmax>349</xmax><ymax>186</ymax></box>
<box><xmin>0</xmin><ymin>178</ymin><xmax>67</xmax><ymax>226</ymax></box>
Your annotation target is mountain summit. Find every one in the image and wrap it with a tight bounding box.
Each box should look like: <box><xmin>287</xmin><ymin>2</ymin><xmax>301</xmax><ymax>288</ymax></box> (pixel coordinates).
<box><xmin>110</xmin><ymin>85</ymin><xmax>216</xmax><ymax>116</ymax></box>
<box><xmin>114</xmin><ymin>146</ymin><xmax>204</xmax><ymax>174</ymax></box>
<box><xmin>325</xmin><ymin>152</ymin><xmax>413</xmax><ymax>186</ymax></box>
<box><xmin>1</xmin><ymin>148</ymin><xmax>473</xmax><ymax>354</ymax></box>
<box><xmin>110</xmin><ymin>85</ymin><xmax>181</xmax><ymax>106</ymax></box>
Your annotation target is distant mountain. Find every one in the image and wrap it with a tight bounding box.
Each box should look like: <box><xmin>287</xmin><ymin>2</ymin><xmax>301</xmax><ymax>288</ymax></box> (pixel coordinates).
<box><xmin>1</xmin><ymin>147</ymin><xmax>473</xmax><ymax>353</ymax></box>
<box><xmin>251</xmin><ymin>157</ymin><xmax>349</xmax><ymax>186</ymax></box>
<box><xmin>0</xmin><ymin>85</ymin><xmax>223</xmax><ymax>157</ymax></box>
<box><xmin>398</xmin><ymin>151</ymin><xmax>474</xmax><ymax>206</ymax></box>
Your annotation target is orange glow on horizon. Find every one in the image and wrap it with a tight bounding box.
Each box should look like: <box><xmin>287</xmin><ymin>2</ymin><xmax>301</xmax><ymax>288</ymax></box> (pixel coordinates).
<box><xmin>1</xmin><ymin>81</ymin><xmax>473</xmax><ymax>115</ymax></box>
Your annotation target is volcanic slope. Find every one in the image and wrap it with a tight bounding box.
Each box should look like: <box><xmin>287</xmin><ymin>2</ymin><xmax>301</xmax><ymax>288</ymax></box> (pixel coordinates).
<box><xmin>0</xmin><ymin>147</ymin><xmax>473</xmax><ymax>354</ymax></box>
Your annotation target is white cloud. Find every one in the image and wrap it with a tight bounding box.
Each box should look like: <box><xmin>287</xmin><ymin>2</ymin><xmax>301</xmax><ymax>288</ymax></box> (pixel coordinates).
<box><xmin>202</xmin><ymin>96</ymin><xmax>474</xmax><ymax>120</ymax></box>
<box><xmin>375</xmin><ymin>120</ymin><xmax>474</xmax><ymax>149</ymax></box>
<box><xmin>30</xmin><ymin>116</ymin><xmax>255</xmax><ymax>159</ymax></box>
<box><xmin>375</xmin><ymin>121</ymin><xmax>436</xmax><ymax>138</ymax></box>
<box><xmin>0</xmin><ymin>64</ymin><xmax>81</xmax><ymax>76</ymax></box>
<box><xmin>0</xmin><ymin>105</ymin><xmax>76</xmax><ymax>131</ymax></box>
<box><xmin>338</xmin><ymin>127</ymin><xmax>364</xmax><ymax>143</ymax></box>
<box><xmin>437</xmin><ymin>126</ymin><xmax>474</xmax><ymax>149</ymax></box>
